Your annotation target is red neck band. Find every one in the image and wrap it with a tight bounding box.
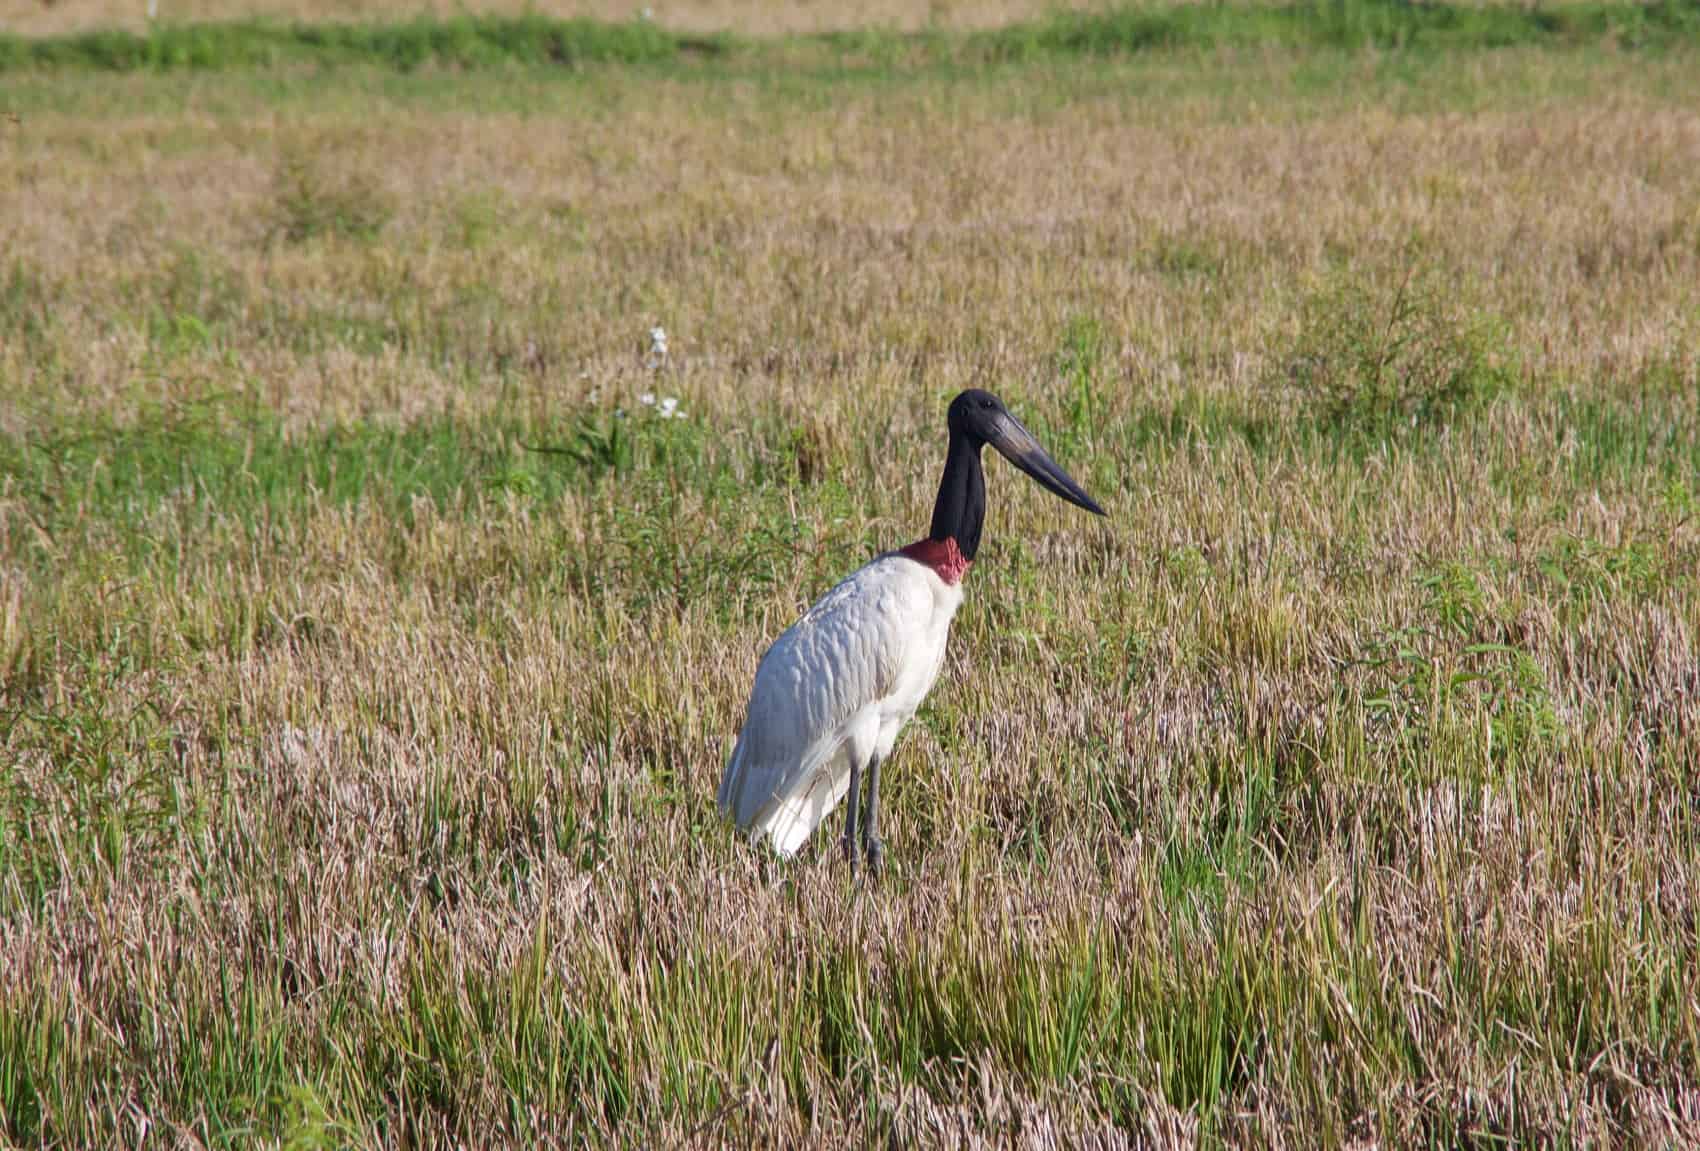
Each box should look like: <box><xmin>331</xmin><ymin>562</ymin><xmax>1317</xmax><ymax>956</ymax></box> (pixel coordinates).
<box><xmin>898</xmin><ymin>537</ymin><xmax>971</xmax><ymax>585</ymax></box>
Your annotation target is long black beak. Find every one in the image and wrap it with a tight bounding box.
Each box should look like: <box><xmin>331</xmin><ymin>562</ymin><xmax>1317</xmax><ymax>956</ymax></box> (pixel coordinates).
<box><xmin>988</xmin><ymin>413</ymin><xmax>1106</xmax><ymax>517</ymax></box>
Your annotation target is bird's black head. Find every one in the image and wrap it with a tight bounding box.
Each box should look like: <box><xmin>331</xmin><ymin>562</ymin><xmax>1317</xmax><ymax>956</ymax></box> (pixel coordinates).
<box><xmin>943</xmin><ymin>389</ymin><xmax>1105</xmax><ymax>518</ymax></box>
<box><xmin>947</xmin><ymin>388</ymin><xmax>1009</xmax><ymax>444</ymax></box>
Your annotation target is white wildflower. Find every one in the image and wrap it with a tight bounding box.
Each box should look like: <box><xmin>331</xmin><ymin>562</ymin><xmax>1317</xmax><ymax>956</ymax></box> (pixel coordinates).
<box><xmin>659</xmin><ymin>396</ymin><xmax>678</xmax><ymax>417</ymax></box>
<box><xmin>639</xmin><ymin>392</ymin><xmax>656</xmax><ymax>406</ymax></box>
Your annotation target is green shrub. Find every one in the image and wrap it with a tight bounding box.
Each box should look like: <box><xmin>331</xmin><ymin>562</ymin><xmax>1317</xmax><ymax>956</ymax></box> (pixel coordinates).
<box><xmin>269</xmin><ymin>152</ymin><xmax>393</xmax><ymax>244</ymax></box>
<box><xmin>1271</xmin><ymin>264</ymin><xmax>1518</xmax><ymax>433</ymax></box>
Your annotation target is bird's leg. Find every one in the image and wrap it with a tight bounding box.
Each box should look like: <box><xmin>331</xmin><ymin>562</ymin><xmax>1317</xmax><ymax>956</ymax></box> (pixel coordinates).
<box><xmin>862</xmin><ymin>752</ymin><xmax>885</xmax><ymax>875</ymax></box>
<box><xmin>843</xmin><ymin>754</ymin><xmax>861</xmax><ymax>874</ymax></box>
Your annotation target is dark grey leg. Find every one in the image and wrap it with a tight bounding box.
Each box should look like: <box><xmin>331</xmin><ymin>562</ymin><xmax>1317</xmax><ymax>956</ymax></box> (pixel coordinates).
<box><xmin>843</xmin><ymin>755</ymin><xmax>861</xmax><ymax>873</ymax></box>
<box><xmin>862</xmin><ymin>752</ymin><xmax>885</xmax><ymax>874</ymax></box>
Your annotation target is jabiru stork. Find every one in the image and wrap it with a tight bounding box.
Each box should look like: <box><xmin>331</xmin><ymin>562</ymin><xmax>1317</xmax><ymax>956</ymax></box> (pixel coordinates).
<box><xmin>716</xmin><ymin>389</ymin><xmax>1105</xmax><ymax>871</ymax></box>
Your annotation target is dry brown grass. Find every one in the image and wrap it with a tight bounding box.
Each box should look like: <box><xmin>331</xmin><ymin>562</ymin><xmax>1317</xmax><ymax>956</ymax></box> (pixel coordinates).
<box><xmin>1</xmin><ymin>0</ymin><xmax>1111</xmax><ymax>36</ymax></box>
<box><xmin>7</xmin><ymin>62</ymin><xmax>1699</xmax><ymax>428</ymax></box>
<box><xmin>1</xmin><ymin>26</ymin><xmax>1698</xmax><ymax>1149</ymax></box>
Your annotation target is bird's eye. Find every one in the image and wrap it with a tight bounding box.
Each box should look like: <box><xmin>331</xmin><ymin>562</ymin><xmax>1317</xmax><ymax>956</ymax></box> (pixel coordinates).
<box><xmin>981</xmin><ymin>398</ymin><xmax>995</xmax><ymax>409</ymax></box>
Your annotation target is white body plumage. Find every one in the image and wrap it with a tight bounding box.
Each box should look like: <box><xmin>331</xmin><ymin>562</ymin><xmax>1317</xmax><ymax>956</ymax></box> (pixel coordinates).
<box><xmin>717</xmin><ymin>551</ymin><xmax>964</xmax><ymax>856</ymax></box>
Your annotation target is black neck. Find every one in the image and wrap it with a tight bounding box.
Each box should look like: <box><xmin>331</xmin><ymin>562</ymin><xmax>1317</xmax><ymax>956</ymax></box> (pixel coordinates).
<box><xmin>927</xmin><ymin>430</ymin><xmax>986</xmax><ymax>560</ymax></box>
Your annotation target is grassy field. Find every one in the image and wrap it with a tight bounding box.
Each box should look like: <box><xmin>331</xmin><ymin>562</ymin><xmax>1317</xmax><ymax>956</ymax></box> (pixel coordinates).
<box><xmin>2</xmin><ymin>2</ymin><xmax>1699</xmax><ymax>1146</ymax></box>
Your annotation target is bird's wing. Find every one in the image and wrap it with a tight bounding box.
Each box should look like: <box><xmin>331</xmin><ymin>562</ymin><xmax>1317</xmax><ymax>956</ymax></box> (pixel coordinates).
<box><xmin>717</xmin><ymin>556</ymin><xmax>936</xmax><ymax>854</ymax></box>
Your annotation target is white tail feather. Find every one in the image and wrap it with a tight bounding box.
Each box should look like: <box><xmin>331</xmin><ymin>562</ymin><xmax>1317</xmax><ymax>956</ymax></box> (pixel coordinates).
<box><xmin>759</xmin><ymin>757</ymin><xmax>853</xmax><ymax>856</ymax></box>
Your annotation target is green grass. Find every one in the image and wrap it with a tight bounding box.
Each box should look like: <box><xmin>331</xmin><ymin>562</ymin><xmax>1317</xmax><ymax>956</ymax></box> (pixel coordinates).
<box><xmin>2</xmin><ymin>0</ymin><xmax>1698</xmax><ymax>76</ymax></box>
<box><xmin>3</xmin><ymin>378</ymin><xmax>1692</xmax><ymax>571</ymax></box>
<box><xmin>0</xmin><ymin>13</ymin><xmax>701</xmax><ymax>73</ymax></box>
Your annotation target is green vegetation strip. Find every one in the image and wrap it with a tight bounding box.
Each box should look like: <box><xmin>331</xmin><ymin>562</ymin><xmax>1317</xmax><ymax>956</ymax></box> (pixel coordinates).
<box><xmin>3</xmin><ymin>0</ymin><xmax>1698</xmax><ymax>73</ymax></box>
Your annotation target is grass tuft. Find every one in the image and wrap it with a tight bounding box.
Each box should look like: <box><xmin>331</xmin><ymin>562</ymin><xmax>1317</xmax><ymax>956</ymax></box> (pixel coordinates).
<box><xmin>1271</xmin><ymin>263</ymin><xmax>1519</xmax><ymax>435</ymax></box>
<box><xmin>270</xmin><ymin>150</ymin><xmax>394</xmax><ymax>244</ymax></box>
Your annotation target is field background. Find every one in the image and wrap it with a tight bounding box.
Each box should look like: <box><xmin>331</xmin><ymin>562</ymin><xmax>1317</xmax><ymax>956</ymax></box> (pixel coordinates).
<box><xmin>10</xmin><ymin>0</ymin><xmax>1105</xmax><ymax>36</ymax></box>
<box><xmin>2</xmin><ymin>1</ymin><xmax>1699</xmax><ymax>1146</ymax></box>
